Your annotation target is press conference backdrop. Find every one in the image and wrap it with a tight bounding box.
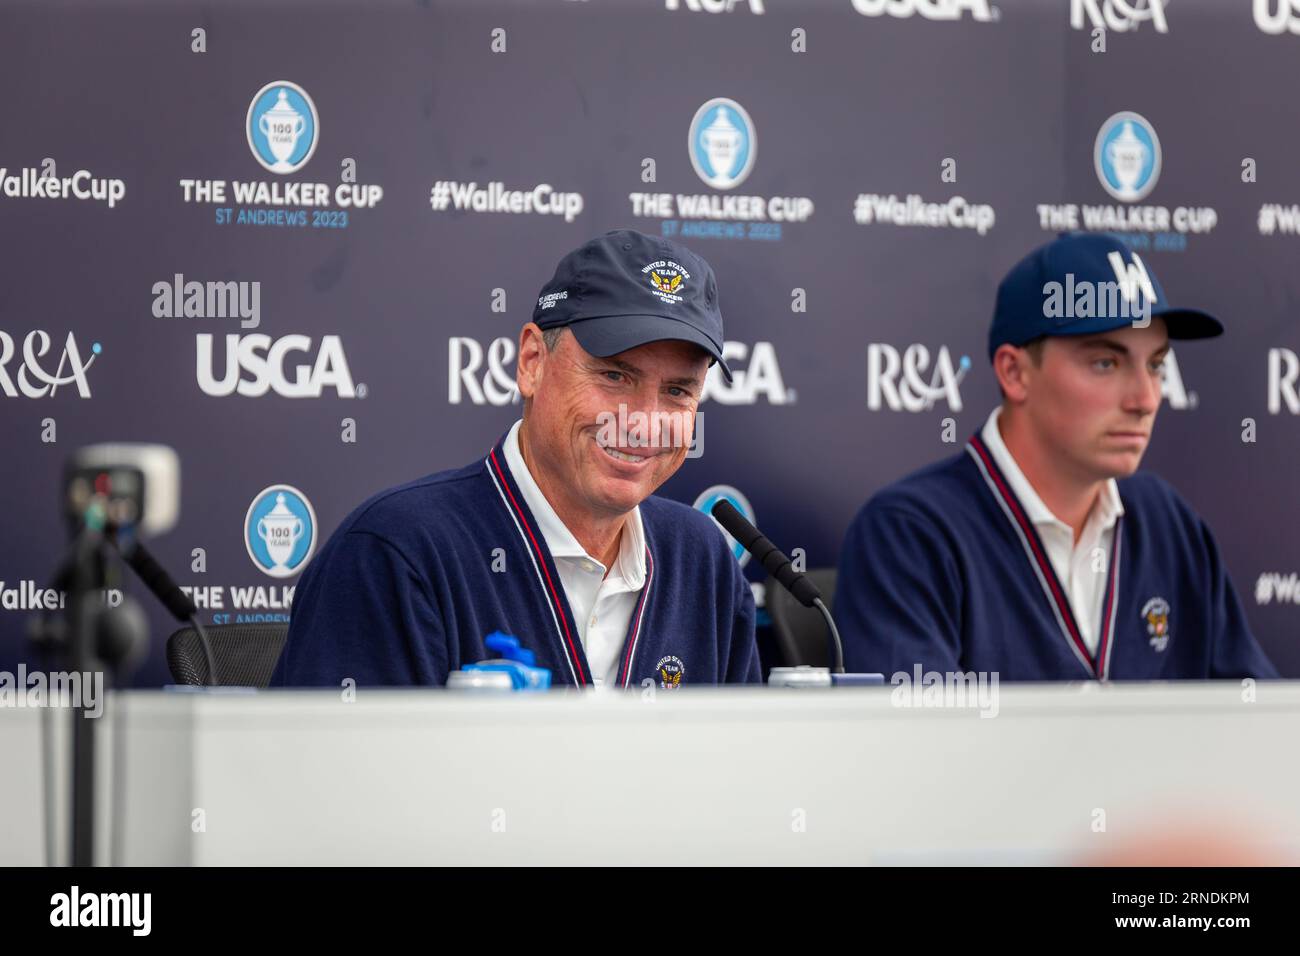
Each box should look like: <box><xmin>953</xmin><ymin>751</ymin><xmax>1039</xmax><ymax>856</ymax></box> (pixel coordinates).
<box><xmin>1</xmin><ymin>0</ymin><xmax>1297</xmax><ymax>687</ymax></box>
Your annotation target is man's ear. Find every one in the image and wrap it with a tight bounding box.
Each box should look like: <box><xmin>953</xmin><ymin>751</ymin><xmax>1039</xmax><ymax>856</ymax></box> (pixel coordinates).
<box><xmin>993</xmin><ymin>343</ymin><xmax>1033</xmax><ymax>405</ymax></box>
<box><xmin>516</xmin><ymin>323</ymin><xmax>548</xmax><ymax>401</ymax></box>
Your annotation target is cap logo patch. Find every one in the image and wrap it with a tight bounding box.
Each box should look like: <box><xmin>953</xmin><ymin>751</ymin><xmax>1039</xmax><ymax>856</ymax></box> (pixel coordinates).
<box><xmin>655</xmin><ymin>655</ymin><xmax>685</xmax><ymax>689</ymax></box>
<box><xmin>1107</xmin><ymin>250</ymin><xmax>1157</xmax><ymax>308</ymax></box>
<box><xmin>1141</xmin><ymin>596</ymin><xmax>1171</xmax><ymax>653</ymax></box>
<box><xmin>642</xmin><ymin>260</ymin><xmax>690</xmax><ymax>304</ymax></box>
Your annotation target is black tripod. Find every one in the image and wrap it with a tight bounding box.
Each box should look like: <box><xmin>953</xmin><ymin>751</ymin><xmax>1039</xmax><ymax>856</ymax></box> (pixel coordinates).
<box><xmin>32</xmin><ymin>523</ymin><xmax>146</xmax><ymax>866</ymax></box>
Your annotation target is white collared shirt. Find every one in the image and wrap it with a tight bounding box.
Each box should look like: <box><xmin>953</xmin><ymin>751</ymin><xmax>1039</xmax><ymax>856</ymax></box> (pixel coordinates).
<box><xmin>502</xmin><ymin>419</ymin><xmax>646</xmax><ymax>687</ymax></box>
<box><xmin>980</xmin><ymin>406</ymin><xmax>1125</xmax><ymax>658</ymax></box>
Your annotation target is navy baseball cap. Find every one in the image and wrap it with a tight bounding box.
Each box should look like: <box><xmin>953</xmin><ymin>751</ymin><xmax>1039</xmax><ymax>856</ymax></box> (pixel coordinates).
<box><xmin>988</xmin><ymin>233</ymin><xmax>1224</xmax><ymax>361</ymax></box>
<box><xmin>531</xmin><ymin>229</ymin><xmax>732</xmax><ymax>382</ymax></box>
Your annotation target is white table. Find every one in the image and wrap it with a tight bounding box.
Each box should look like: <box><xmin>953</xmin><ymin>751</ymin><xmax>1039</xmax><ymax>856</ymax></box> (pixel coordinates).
<box><xmin>4</xmin><ymin>681</ymin><xmax>1299</xmax><ymax>865</ymax></box>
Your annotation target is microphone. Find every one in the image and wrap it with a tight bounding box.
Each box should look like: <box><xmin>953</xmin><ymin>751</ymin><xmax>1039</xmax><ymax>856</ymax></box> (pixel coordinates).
<box><xmin>113</xmin><ymin>536</ymin><xmax>217</xmax><ymax>687</ymax></box>
<box><xmin>712</xmin><ymin>500</ymin><xmax>820</xmax><ymax>607</ymax></box>
<box><xmin>116</xmin><ymin>538</ymin><xmax>197</xmax><ymax>623</ymax></box>
<box><xmin>710</xmin><ymin>499</ymin><xmax>844</xmax><ymax>673</ymax></box>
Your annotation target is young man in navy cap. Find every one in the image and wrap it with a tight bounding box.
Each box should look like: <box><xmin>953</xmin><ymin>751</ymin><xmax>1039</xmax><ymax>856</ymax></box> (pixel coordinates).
<box><xmin>835</xmin><ymin>233</ymin><xmax>1277</xmax><ymax>681</ymax></box>
<box><xmin>273</xmin><ymin>229</ymin><xmax>760</xmax><ymax>688</ymax></box>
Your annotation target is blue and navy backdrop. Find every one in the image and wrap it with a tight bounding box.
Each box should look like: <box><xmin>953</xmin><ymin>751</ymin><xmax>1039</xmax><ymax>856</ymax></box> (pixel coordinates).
<box><xmin>2</xmin><ymin>0</ymin><xmax>1297</xmax><ymax>685</ymax></box>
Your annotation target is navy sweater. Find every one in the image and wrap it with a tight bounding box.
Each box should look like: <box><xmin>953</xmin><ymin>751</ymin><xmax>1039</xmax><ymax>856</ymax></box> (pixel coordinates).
<box><xmin>271</xmin><ymin>433</ymin><xmax>760</xmax><ymax>688</ymax></box>
<box><xmin>834</xmin><ymin>434</ymin><xmax>1278</xmax><ymax>681</ymax></box>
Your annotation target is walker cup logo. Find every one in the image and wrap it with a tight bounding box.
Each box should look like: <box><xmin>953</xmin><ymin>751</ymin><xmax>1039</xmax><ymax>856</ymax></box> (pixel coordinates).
<box><xmin>180</xmin><ymin>80</ymin><xmax>382</xmax><ymax>229</ymax></box>
<box><xmin>247</xmin><ymin>82</ymin><xmax>319</xmax><ymax>175</ymax></box>
<box><xmin>629</xmin><ymin>96</ymin><xmax>811</xmax><ymax>240</ymax></box>
<box><xmin>0</xmin><ymin>331</ymin><xmax>101</xmax><ymax>399</ymax></box>
<box><xmin>1141</xmin><ymin>596</ymin><xmax>1171</xmax><ymax>652</ymax></box>
<box><xmin>694</xmin><ymin>485</ymin><xmax>754</xmax><ymax>567</ymax></box>
<box><xmin>245</xmin><ymin>485</ymin><xmax>316</xmax><ymax>578</ymax></box>
<box><xmin>690</xmin><ymin>99</ymin><xmax>756</xmax><ymax>190</ymax></box>
<box><xmin>1038</xmin><ymin>110</ymin><xmax>1212</xmax><ymax>245</ymax></box>
<box><xmin>644</xmin><ymin>260</ymin><xmax>689</xmax><ymax>303</ymax></box>
<box><xmin>655</xmin><ymin>655</ymin><xmax>685</xmax><ymax>689</ymax></box>
<box><xmin>1095</xmin><ymin>112</ymin><xmax>1161</xmax><ymax>203</ymax></box>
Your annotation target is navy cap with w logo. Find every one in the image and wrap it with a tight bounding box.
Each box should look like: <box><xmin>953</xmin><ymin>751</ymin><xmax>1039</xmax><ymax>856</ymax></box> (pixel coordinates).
<box><xmin>988</xmin><ymin>232</ymin><xmax>1224</xmax><ymax>361</ymax></box>
<box><xmin>531</xmin><ymin>229</ymin><xmax>732</xmax><ymax>382</ymax></box>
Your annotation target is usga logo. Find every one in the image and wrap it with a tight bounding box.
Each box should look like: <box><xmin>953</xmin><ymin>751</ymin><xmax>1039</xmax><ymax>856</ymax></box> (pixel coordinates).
<box><xmin>703</xmin><ymin>342</ymin><xmax>793</xmax><ymax>405</ymax></box>
<box><xmin>850</xmin><ymin>0</ymin><xmax>997</xmax><ymax>21</ymax></box>
<box><xmin>247</xmin><ymin>82</ymin><xmax>319</xmax><ymax>175</ymax></box>
<box><xmin>197</xmin><ymin>334</ymin><xmax>362</xmax><ymax>398</ymax></box>
<box><xmin>689</xmin><ymin>98</ymin><xmax>756</xmax><ymax>190</ymax></box>
<box><xmin>0</xmin><ymin>331</ymin><xmax>101</xmax><ymax>399</ymax></box>
<box><xmin>1255</xmin><ymin>0</ymin><xmax>1300</xmax><ymax>34</ymax></box>
<box><xmin>693</xmin><ymin>485</ymin><xmax>754</xmax><ymax>567</ymax></box>
<box><xmin>867</xmin><ymin>344</ymin><xmax>969</xmax><ymax>412</ymax></box>
<box><xmin>1095</xmin><ymin>111</ymin><xmax>1162</xmax><ymax>203</ymax></box>
<box><xmin>245</xmin><ymin>485</ymin><xmax>317</xmax><ymax>578</ymax></box>
<box><xmin>1071</xmin><ymin>0</ymin><xmax>1168</xmax><ymax>33</ymax></box>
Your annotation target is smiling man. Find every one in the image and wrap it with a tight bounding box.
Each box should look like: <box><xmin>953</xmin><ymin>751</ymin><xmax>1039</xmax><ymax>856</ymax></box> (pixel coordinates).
<box><xmin>835</xmin><ymin>233</ymin><xmax>1277</xmax><ymax>681</ymax></box>
<box><xmin>272</xmin><ymin>229</ymin><xmax>760</xmax><ymax>689</ymax></box>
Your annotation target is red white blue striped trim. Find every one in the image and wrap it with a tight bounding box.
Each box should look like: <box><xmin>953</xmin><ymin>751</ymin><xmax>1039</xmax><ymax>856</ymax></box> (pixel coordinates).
<box><xmin>1096</xmin><ymin>518</ymin><xmax>1122</xmax><ymax>679</ymax></box>
<box><xmin>966</xmin><ymin>435</ymin><xmax>1122</xmax><ymax>680</ymax></box>
<box><xmin>485</xmin><ymin>448</ymin><xmax>587</xmax><ymax>686</ymax></box>
<box><xmin>617</xmin><ymin>549</ymin><xmax>653</xmax><ymax>688</ymax></box>
<box><xmin>485</xmin><ymin>439</ymin><xmax>656</xmax><ymax>689</ymax></box>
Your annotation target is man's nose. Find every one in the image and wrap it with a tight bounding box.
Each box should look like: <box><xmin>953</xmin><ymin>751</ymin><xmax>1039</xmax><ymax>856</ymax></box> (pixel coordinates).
<box><xmin>1124</xmin><ymin>365</ymin><xmax>1163</xmax><ymax>415</ymax></box>
<box><xmin>625</xmin><ymin>386</ymin><xmax>691</xmax><ymax>450</ymax></box>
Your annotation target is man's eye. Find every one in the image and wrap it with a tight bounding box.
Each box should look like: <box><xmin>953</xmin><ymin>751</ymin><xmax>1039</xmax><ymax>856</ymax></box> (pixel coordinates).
<box><xmin>603</xmin><ymin>371</ymin><xmax>625</xmax><ymax>384</ymax></box>
<box><xmin>1093</xmin><ymin>358</ymin><xmax>1116</xmax><ymax>371</ymax></box>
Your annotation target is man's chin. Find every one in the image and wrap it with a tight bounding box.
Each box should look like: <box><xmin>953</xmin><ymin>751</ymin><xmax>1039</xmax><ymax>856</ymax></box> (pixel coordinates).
<box><xmin>1093</xmin><ymin>449</ymin><xmax>1145</xmax><ymax>479</ymax></box>
<box><xmin>590</xmin><ymin>495</ymin><xmax>647</xmax><ymax>519</ymax></box>
<box><xmin>586</xmin><ymin>474</ymin><xmax>653</xmax><ymax>515</ymax></box>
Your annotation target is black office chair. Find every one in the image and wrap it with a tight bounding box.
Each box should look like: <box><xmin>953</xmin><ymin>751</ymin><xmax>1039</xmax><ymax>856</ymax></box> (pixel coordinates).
<box><xmin>766</xmin><ymin>568</ymin><xmax>838</xmax><ymax>668</ymax></box>
<box><xmin>166</xmin><ymin>623</ymin><xmax>289</xmax><ymax>687</ymax></box>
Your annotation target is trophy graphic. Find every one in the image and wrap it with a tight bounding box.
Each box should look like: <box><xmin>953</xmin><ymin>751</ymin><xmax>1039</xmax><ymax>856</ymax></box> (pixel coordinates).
<box><xmin>701</xmin><ymin>107</ymin><xmax>744</xmax><ymax>188</ymax></box>
<box><xmin>257</xmin><ymin>492</ymin><xmax>304</xmax><ymax>572</ymax></box>
<box><xmin>1106</xmin><ymin>121</ymin><xmax>1148</xmax><ymax>200</ymax></box>
<box><xmin>258</xmin><ymin>89</ymin><xmax>306</xmax><ymax>172</ymax></box>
